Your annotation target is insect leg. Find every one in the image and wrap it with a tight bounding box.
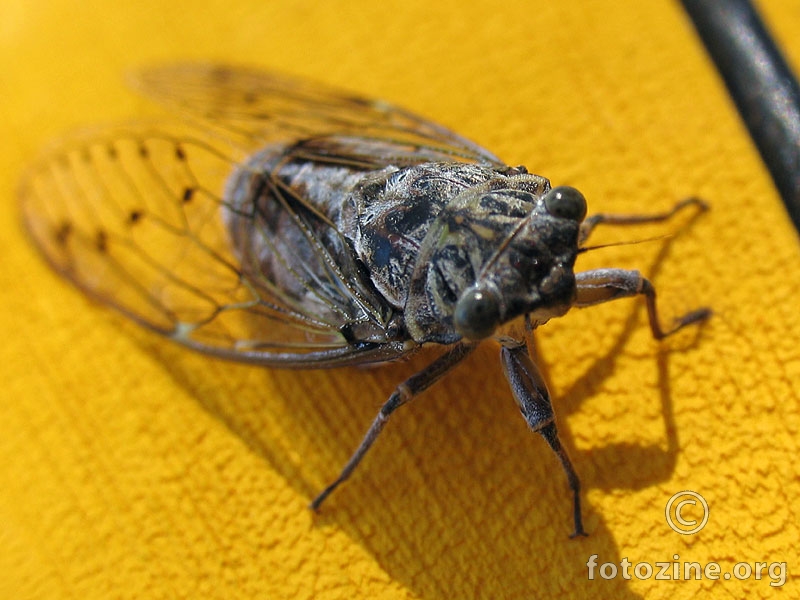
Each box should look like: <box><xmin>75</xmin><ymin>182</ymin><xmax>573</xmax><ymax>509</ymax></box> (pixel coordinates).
<box><xmin>575</xmin><ymin>269</ymin><xmax>711</xmax><ymax>339</ymax></box>
<box><xmin>500</xmin><ymin>342</ymin><xmax>586</xmax><ymax>537</ymax></box>
<box><xmin>579</xmin><ymin>197</ymin><xmax>708</xmax><ymax>245</ymax></box>
<box><xmin>310</xmin><ymin>342</ymin><xmax>477</xmax><ymax>510</ymax></box>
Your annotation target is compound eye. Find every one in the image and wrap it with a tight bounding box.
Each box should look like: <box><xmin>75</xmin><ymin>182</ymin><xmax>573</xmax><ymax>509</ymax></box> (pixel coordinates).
<box><xmin>453</xmin><ymin>287</ymin><xmax>502</xmax><ymax>340</ymax></box>
<box><xmin>543</xmin><ymin>186</ymin><xmax>587</xmax><ymax>221</ymax></box>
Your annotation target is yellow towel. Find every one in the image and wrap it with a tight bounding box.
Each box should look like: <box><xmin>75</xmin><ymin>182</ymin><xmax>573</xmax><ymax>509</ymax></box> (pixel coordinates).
<box><xmin>1</xmin><ymin>1</ymin><xmax>798</xmax><ymax>598</ymax></box>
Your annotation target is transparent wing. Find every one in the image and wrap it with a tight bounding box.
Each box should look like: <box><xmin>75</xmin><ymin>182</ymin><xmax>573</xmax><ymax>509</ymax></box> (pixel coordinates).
<box><xmin>21</xmin><ymin>65</ymin><xmax>506</xmax><ymax>366</ymax></box>
<box><xmin>131</xmin><ymin>63</ymin><xmax>505</xmax><ymax>168</ymax></box>
<box><xmin>20</xmin><ymin>124</ymin><xmax>411</xmax><ymax>366</ymax></box>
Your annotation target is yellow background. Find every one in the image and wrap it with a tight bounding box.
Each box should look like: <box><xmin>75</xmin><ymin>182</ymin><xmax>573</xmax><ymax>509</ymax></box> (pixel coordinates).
<box><xmin>2</xmin><ymin>1</ymin><xmax>799</xmax><ymax>598</ymax></box>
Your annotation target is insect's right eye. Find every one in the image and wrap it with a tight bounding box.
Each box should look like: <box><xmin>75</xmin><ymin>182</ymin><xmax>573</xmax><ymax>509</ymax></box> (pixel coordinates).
<box><xmin>453</xmin><ymin>286</ymin><xmax>502</xmax><ymax>340</ymax></box>
<box><xmin>543</xmin><ymin>186</ymin><xmax>587</xmax><ymax>221</ymax></box>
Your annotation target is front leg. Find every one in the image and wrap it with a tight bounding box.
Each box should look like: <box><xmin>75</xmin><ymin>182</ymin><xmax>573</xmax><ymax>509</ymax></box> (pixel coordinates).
<box><xmin>579</xmin><ymin>197</ymin><xmax>708</xmax><ymax>245</ymax></box>
<box><xmin>575</xmin><ymin>269</ymin><xmax>711</xmax><ymax>339</ymax></box>
<box><xmin>501</xmin><ymin>342</ymin><xmax>587</xmax><ymax>538</ymax></box>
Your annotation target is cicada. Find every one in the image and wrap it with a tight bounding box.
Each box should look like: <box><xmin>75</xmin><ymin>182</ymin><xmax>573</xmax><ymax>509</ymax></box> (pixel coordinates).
<box><xmin>20</xmin><ymin>64</ymin><xmax>710</xmax><ymax>536</ymax></box>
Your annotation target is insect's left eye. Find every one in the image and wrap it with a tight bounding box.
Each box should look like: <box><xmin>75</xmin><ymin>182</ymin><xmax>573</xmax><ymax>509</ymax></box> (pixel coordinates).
<box><xmin>453</xmin><ymin>286</ymin><xmax>502</xmax><ymax>340</ymax></box>
<box><xmin>543</xmin><ymin>186</ymin><xmax>587</xmax><ymax>221</ymax></box>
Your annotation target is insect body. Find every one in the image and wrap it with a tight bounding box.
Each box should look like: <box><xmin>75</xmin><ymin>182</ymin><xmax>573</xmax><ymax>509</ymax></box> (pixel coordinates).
<box><xmin>20</xmin><ymin>64</ymin><xmax>710</xmax><ymax>536</ymax></box>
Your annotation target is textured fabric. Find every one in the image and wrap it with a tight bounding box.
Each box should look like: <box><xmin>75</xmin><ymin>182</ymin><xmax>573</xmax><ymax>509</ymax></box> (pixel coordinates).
<box><xmin>2</xmin><ymin>1</ymin><xmax>799</xmax><ymax>598</ymax></box>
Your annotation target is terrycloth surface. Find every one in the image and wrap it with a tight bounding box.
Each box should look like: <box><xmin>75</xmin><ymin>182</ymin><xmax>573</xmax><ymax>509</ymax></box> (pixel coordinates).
<box><xmin>2</xmin><ymin>1</ymin><xmax>799</xmax><ymax>598</ymax></box>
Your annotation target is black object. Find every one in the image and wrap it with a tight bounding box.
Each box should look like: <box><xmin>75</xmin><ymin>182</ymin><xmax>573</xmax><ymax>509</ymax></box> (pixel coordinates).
<box><xmin>680</xmin><ymin>0</ymin><xmax>800</xmax><ymax>232</ymax></box>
